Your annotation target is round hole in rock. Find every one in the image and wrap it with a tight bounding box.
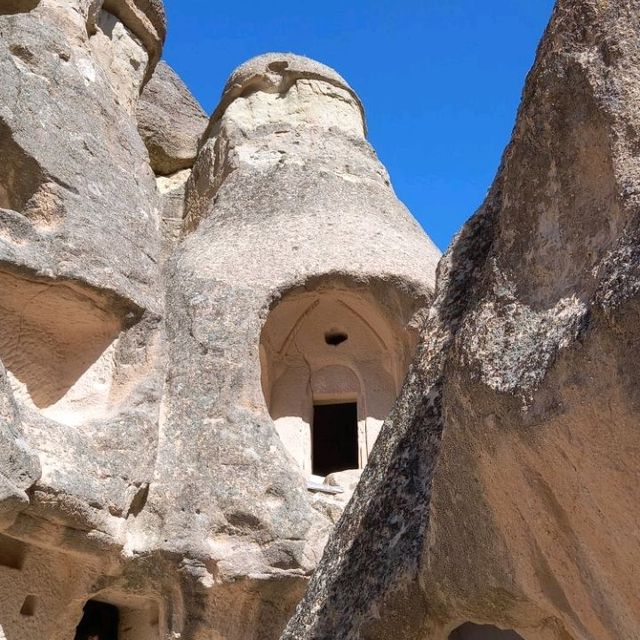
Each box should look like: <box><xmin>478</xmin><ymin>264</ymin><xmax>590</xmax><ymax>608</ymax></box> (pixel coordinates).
<box><xmin>449</xmin><ymin>622</ymin><xmax>525</xmax><ymax>639</ymax></box>
<box><xmin>325</xmin><ymin>330</ymin><xmax>348</xmax><ymax>346</ymax></box>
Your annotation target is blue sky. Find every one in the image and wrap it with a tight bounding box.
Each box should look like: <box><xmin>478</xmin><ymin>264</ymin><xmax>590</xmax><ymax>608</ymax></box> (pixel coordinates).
<box><xmin>162</xmin><ymin>1</ymin><xmax>555</xmax><ymax>251</ymax></box>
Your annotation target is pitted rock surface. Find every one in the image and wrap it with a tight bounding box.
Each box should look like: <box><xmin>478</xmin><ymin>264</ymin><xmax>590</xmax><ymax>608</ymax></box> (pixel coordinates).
<box><xmin>0</xmin><ymin>25</ymin><xmax>440</xmax><ymax>639</ymax></box>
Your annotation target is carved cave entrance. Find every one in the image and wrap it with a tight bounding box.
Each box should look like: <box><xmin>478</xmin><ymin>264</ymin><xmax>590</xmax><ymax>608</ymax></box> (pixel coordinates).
<box><xmin>73</xmin><ymin>596</ymin><xmax>160</xmax><ymax>640</ymax></box>
<box><xmin>75</xmin><ymin>600</ymin><xmax>119</xmax><ymax>640</ymax></box>
<box><xmin>260</xmin><ymin>282</ymin><xmax>419</xmax><ymax>478</ymax></box>
<box><xmin>312</xmin><ymin>402</ymin><xmax>358</xmax><ymax>476</ymax></box>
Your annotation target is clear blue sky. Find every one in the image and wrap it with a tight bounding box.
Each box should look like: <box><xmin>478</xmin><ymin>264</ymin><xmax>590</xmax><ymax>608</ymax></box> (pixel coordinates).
<box><xmin>162</xmin><ymin>1</ymin><xmax>555</xmax><ymax>251</ymax></box>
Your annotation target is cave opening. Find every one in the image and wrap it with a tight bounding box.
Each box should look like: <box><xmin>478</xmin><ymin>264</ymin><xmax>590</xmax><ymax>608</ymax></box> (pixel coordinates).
<box><xmin>312</xmin><ymin>402</ymin><xmax>358</xmax><ymax>476</ymax></box>
<box><xmin>260</xmin><ymin>284</ymin><xmax>419</xmax><ymax>476</ymax></box>
<box><xmin>74</xmin><ymin>600</ymin><xmax>119</xmax><ymax>640</ymax></box>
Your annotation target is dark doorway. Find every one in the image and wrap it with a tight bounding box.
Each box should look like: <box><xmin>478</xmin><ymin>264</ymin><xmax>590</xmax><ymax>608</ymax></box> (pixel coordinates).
<box><xmin>312</xmin><ymin>402</ymin><xmax>358</xmax><ymax>476</ymax></box>
<box><xmin>74</xmin><ymin>600</ymin><xmax>119</xmax><ymax>640</ymax></box>
<box><xmin>449</xmin><ymin>623</ymin><xmax>525</xmax><ymax>640</ymax></box>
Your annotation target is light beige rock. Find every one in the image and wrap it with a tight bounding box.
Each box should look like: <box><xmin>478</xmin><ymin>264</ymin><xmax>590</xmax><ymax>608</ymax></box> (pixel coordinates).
<box><xmin>89</xmin><ymin>9</ymin><xmax>149</xmax><ymax>113</ymax></box>
<box><xmin>0</xmin><ymin>1</ymin><xmax>165</xmax><ymax>638</ymax></box>
<box><xmin>0</xmin><ymin>33</ymin><xmax>440</xmax><ymax>640</ymax></box>
<box><xmin>156</xmin><ymin>169</ymin><xmax>191</xmax><ymax>259</ymax></box>
<box><xmin>151</xmin><ymin>51</ymin><xmax>440</xmax><ymax>639</ymax></box>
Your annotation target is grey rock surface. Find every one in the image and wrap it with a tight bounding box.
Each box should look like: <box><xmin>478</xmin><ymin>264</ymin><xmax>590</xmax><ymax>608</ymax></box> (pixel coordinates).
<box><xmin>281</xmin><ymin>2</ymin><xmax>640</xmax><ymax>639</ymax></box>
<box><xmin>143</xmin><ymin>51</ymin><xmax>440</xmax><ymax>638</ymax></box>
<box><xmin>0</xmin><ymin>26</ymin><xmax>441</xmax><ymax>639</ymax></box>
<box><xmin>138</xmin><ymin>60</ymin><xmax>209</xmax><ymax>175</ymax></box>
<box><xmin>102</xmin><ymin>0</ymin><xmax>166</xmax><ymax>79</ymax></box>
<box><xmin>0</xmin><ymin>361</ymin><xmax>40</xmax><ymax>530</ymax></box>
<box><xmin>0</xmin><ymin>0</ymin><xmax>161</xmax><ymax>312</ymax></box>
<box><xmin>0</xmin><ymin>0</ymin><xmax>163</xmax><ymax>573</ymax></box>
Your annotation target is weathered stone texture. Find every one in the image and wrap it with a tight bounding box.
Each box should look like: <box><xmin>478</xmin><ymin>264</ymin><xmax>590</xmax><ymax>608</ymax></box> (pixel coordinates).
<box><xmin>138</xmin><ymin>60</ymin><xmax>208</xmax><ymax>175</ymax></box>
<box><xmin>282</xmin><ymin>2</ymin><xmax>640</xmax><ymax>640</ymax></box>
<box><xmin>0</xmin><ymin>363</ymin><xmax>40</xmax><ymax>530</ymax></box>
<box><xmin>6</xmin><ymin>1</ymin><xmax>637</xmax><ymax>638</ymax></box>
<box><xmin>0</xmin><ymin>0</ymin><xmax>166</xmax><ymax>636</ymax></box>
<box><xmin>0</xmin><ymin>0</ymin><xmax>161</xmax><ymax>311</ymax></box>
<box><xmin>147</xmin><ymin>51</ymin><xmax>440</xmax><ymax>638</ymax></box>
<box><xmin>0</xmin><ymin>10</ymin><xmax>440</xmax><ymax>635</ymax></box>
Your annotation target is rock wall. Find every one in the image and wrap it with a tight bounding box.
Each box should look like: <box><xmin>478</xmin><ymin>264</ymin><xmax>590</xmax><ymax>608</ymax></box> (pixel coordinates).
<box><xmin>0</xmin><ymin>5</ymin><xmax>440</xmax><ymax>638</ymax></box>
<box><xmin>149</xmin><ymin>52</ymin><xmax>440</xmax><ymax>639</ymax></box>
<box><xmin>137</xmin><ymin>60</ymin><xmax>208</xmax><ymax>259</ymax></box>
<box><xmin>5</xmin><ymin>1</ymin><xmax>633</xmax><ymax>638</ymax></box>
<box><xmin>281</xmin><ymin>1</ymin><xmax>640</xmax><ymax>639</ymax></box>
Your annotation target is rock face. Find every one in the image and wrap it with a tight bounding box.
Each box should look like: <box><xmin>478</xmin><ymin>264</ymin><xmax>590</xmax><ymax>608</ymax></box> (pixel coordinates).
<box><xmin>0</xmin><ymin>0</ymin><xmax>165</xmax><ymax>542</ymax></box>
<box><xmin>0</xmin><ymin>0</ymin><xmax>163</xmax><ymax>637</ymax></box>
<box><xmin>0</xmin><ymin>362</ymin><xmax>40</xmax><ymax>531</ymax></box>
<box><xmin>151</xmin><ymin>51</ymin><xmax>440</xmax><ymax>638</ymax></box>
<box><xmin>0</xmin><ymin>0</ymin><xmax>163</xmax><ymax>310</ymax></box>
<box><xmin>138</xmin><ymin>60</ymin><xmax>208</xmax><ymax>176</ymax></box>
<box><xmin>281</xmin><ymin>2</ymin><xmax>640</xmax><ymax>640</ymax></box>
<box><xmin>0</xmin><ymin>9</ymin><xmax>440</xmax><ymax>636</ymax></box>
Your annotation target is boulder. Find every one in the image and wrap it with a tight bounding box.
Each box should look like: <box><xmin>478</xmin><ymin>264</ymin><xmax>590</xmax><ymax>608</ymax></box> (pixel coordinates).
<box><xmin>138</xmin><ymin>60</ymin><xmax>209</xmax><ymax>175</ymax></box>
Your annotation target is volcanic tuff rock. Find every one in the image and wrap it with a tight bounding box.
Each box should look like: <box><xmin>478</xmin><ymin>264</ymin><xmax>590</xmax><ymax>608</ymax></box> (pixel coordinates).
<box><xmin>0</xmin><ymin>362</ymin><xmax>39</xmax><ymax>530</ymax></box>
<box><xmin>0</xmin><ymin>0</ymin><xmax>163</xmax><ymax>636</ymax></box>
<box><xmin>0</xmin><ymin>4</ymin><xmax>441</xmax><ymax>635</ymax></box>
<box><xmin>9</xmin><ymin>1</ymin><xmax>637</xmax><ymax>639</ymax></box>
<box><xmin>281</xmin><ymin>2</ymin><xmax>640</xmax><ymax>640</ymax></box>
<box><xmin>138</xmin><ymin>60</ymin><xmax>209</xmax><ymax>175</ymax></box>
<box><xmin>152</xmin><ymin>51</ymin><xmax>440</xmax><ymax>638</ymax></box>
<box><xmin>0</xmin><ymin>0</ymin><xmax>167</xmax><ymax>538</ymax></box>
<box><xmin>0</xmin><ymin>0</ymin><xmax>163</xmax><ymax>311</ymax></box>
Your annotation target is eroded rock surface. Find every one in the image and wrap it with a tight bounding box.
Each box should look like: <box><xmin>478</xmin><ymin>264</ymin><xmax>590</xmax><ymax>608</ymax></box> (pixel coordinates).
<box><xmin>0</xmin><ymin>362</ymin><xmax>40</xmax><ymax>530</ymax></box>
<box><xmin>282</xmin><ymin>2</ymin><xmax>640</xmax><ymax>640</ymax></box>
<box><xmin>138</xmin><ymin>60</ymin><xmax>208</xmax><ymax>175</ymax></box>
<box><xmin>0</xmin><ymin>20</ymin><xmax>441</xmax><ymax>638</ymax></box>
<box><xmin>0</xmin><ymin>0</ymin><xmax>163</xmax><ymax>310</ymax></box>
<box><xmin>149</xmin><ymin>51</ymin><xmax>440</xmax><ymax>639</ymax></box>
<box><xmin>0</xmin><ymin>0</ymin><xmax>166</xmax><ymax>637</ymax></box>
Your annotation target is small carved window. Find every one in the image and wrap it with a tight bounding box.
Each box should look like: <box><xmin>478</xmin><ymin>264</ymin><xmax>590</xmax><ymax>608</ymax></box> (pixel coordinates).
<box><xmin>449</xmin><ymin>623</ymin><xmax>525</xmax><ymax>639</ymax></box>
<box><xmin>324</xmin><ymin>331</ymin><xmax>348</xmax><ymax>346</ymax></box>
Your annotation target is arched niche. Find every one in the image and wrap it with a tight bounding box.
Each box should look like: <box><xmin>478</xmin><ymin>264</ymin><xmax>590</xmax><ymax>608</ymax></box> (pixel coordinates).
<box><xmin>260</xmin><ymin>280</ymin><xmax>422</xmax><ymax>477</ymax></box>
<box><xmin>449</xmin><ymin>623</ymin><xmax>525</xmax><ymax>639</ymax></box>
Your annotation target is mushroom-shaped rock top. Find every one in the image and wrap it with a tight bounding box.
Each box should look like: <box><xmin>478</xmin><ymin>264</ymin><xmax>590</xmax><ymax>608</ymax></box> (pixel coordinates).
<box><xmin>211</xmin><ymin>52</ymin><xmax>367</xmax><ymax>133</ymax></box>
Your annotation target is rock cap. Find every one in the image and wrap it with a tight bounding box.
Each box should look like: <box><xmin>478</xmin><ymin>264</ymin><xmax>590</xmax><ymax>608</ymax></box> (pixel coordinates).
<box><xmin>100</xmin><ymin>0</ymin><xmax>166</xmax><ymax>78</ymax></box>
<box><xmin>137</xmin><ymin>60</ymin><xmax>208</xmax><ymax>175</ymax></box>
<box><xmin>210</xmin><ymin>52</ymin><xmax>367</xmax><ymax>134</ymax></box>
